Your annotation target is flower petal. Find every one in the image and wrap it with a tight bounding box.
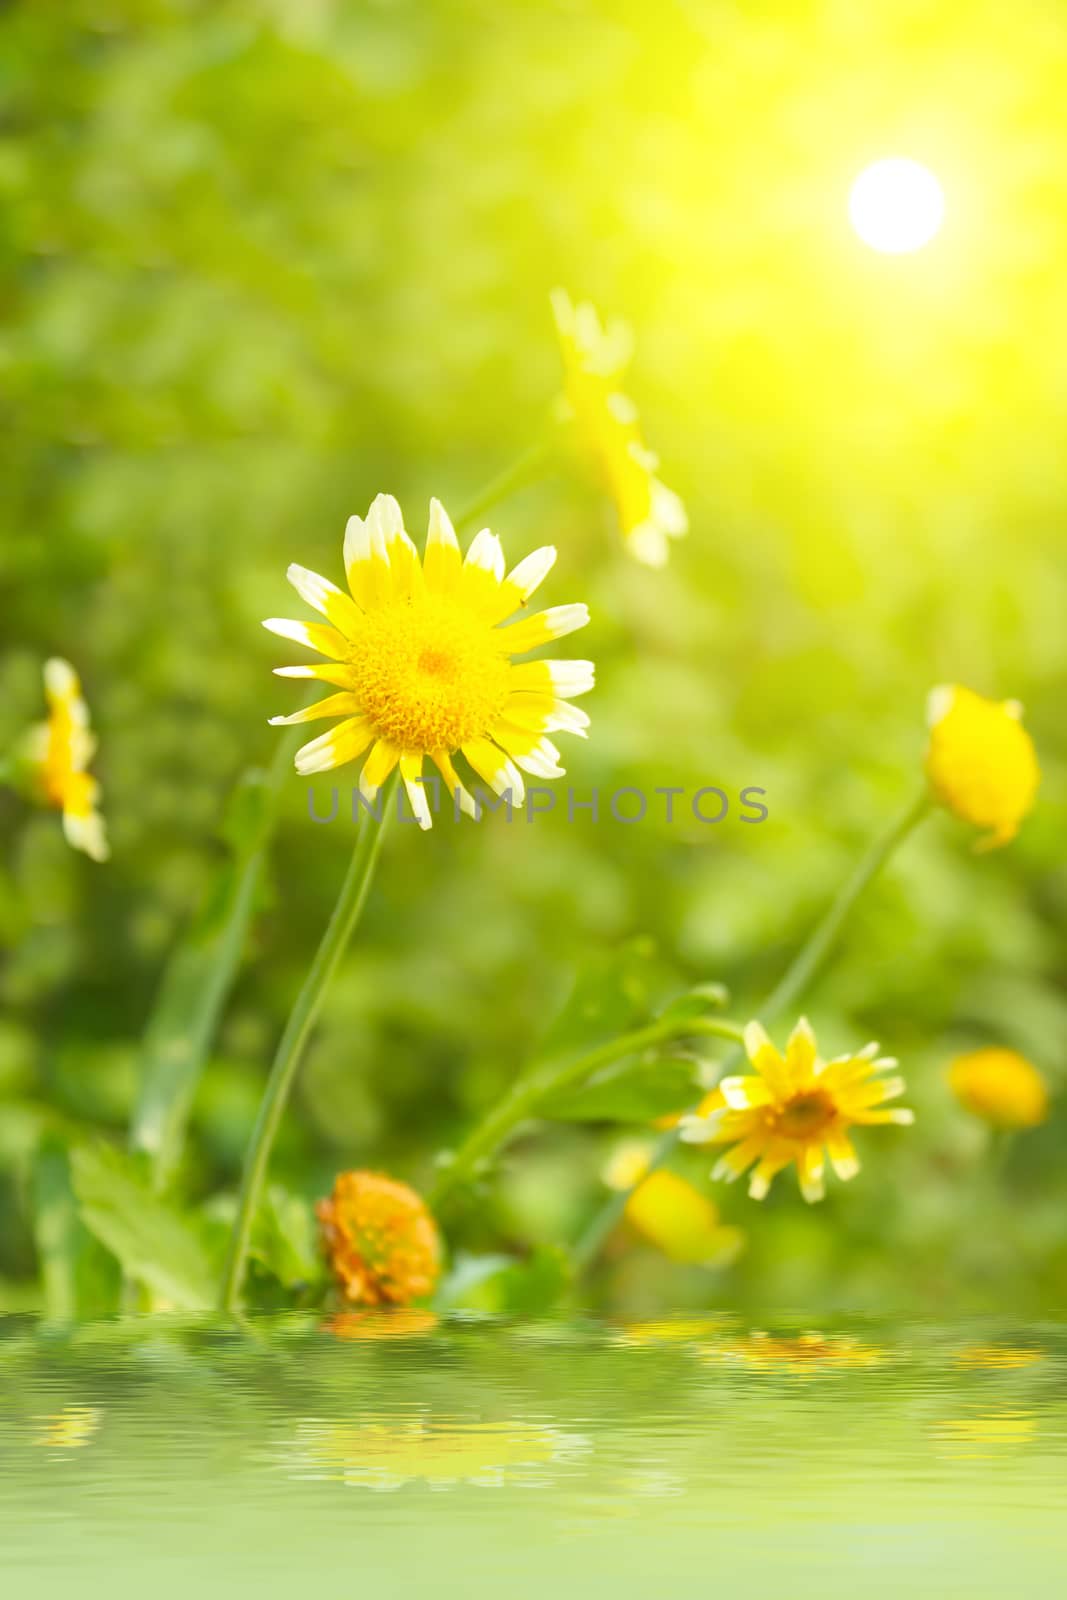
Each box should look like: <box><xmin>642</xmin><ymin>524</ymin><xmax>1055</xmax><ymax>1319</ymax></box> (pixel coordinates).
<box><xmin>423</xmin><ymin>498</ymin><xmax>462</xmax><ymax>595</ymax></box>
<box><xmin>490</xmin><ymin>722</ymin><xmax>564</xmax><ymax>778</ymax></box>
<box><xmin>430</xmin><ymin>749</ymin><xmax>478</xmax><ymax>818</ymax></box>
<box><xmin>503</xmin><ymin>604</ymin><xmax>590</xmax><ymax>655</ymax></box>
<box><xmin>273</xmin><ymin>663</ymin><xmax>360</xmax><ymax>689</ymax></box>
<box><xmin>359</xmin><ymin>737</ymin><xmax>401</xmax><ymax>799</ymax></box>
<box><xmin>500</xmin><ymin>692</ymin><xmax>591</xmax><ymax>739</ymax></box>
<box><xmin>368</xmin><ymin>494</ymin><xmax>420</xmax><ymax>601</ymax></box>
<box><xmin>718</xmin><ymin>1074</ymin><xmax>775</xmax><ymax>1112</ymax></box>
<box><xmin>295</xmin><ymin>717</ymin><xmax>375</xmax><ymax>776</ymax></box>
<box><xmin>491</xmin><ymin>545</ymin><xmax>557</xmax><ymax>622</ymax></box>
<box><xmin>747</xmin><ymin>1141</ymin><xmax>794</xmax><ymax>1201</ymax></box>
<box><xmin>826</xmin><ymin>1127</ymin><xmax>860</xmax><ymax>1181</ymax></box>
<box><xmin>508</xmin><ymin>660</ymin><xmax>595</xmax><ymax>699</ymax></box>
<box><xmin>743</xmin><ymin>1021</ymin><xmax>792</xmax><ymax>1101</ymax></box>
<box><xmin>399</xmin><ymin>752</ymin><xmax>433</xmax><ymax>831</ymax></box>
<box><xmin>286</xmin><ymin>564</ymin><xmax>363</xmax><ymax>636</ymax></box>
<box><xmin>784</xmin><ymin>1016</ymin><xmax>819</xmax><ymax>1085</ymax></box>
<box><xmin>343</xmin><ymin>509</ymin><xmax>390</xmax><ymax>610</ymax></box>
<box><xmin>461</xmin><ymin>738</ymin><xmax>525</xmax><ymax>806</ymax></box>
<box><xmin>269</xmin><ymin>691</ymin><xmax>362</xmax><ymax>727</ymax></box>
<box><xmin>797</xmin><ymin>1142</ymin><xmax>826</xmax><ymax>1203</ymax></box>
<box><xmin>263</xmin><ymin>617</ymin><xmax>349</xmax><ymax>660</ymax></box>
<box><xmin>712</xmin><ymin>1134</ymin><xmax>766</xmax><ymax>1182</ymax></box>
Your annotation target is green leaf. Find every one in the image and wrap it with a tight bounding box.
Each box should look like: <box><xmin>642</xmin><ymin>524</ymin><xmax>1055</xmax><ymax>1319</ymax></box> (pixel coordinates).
<box><xmin>129</xmin><ymin>736</ymin><xmax>297</xmax><ymax>1189</ymax></box>
<box><xmin>71</xmin><ymin>1144</ymin><xmax>217</xmax><ymax>1311</ymax></box>
<box><xmin>543</xmin><ymin>1052</ymin><xmax>698</xmax><ymax>1123</ymax></box>
<box><xmin>532</xmin><ymin>939</ymin><xmax>658</xmax><ymax>1069</ymax></box>
<box><xmin>32</xmin><ymin>1138</ymin><xmax>121</xmax><ymax>1321</ymax></box>
<box><xmin>250</xmin><ymin>1185</ymin><xmax>322</xmax><ymax>1289</ymax></box>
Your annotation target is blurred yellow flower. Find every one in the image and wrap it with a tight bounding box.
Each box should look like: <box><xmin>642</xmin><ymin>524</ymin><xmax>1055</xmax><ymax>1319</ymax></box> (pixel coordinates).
<box><xmin>603</xmin><ymin>1141</ymin><xmax>744</xmax><ymax>1266</ymax></box>
<box><xmin>551</xmin><ymin>289</ymin><xmax>687</xmax><ymax>567</ymax></box>
<box><xmin>266</xmin><ymin>494</ymin><xmax>593</xmax><ymax>827</ymax></box>
<box><xmin>680</xmin><ymin>1017</ymin><xmax>913</xmax><ymax>1203</ymax></box>
<box><xmin>23</xmin><ymin>659</ymin><xmax>108</xmax><ymax>862</ymax></box>
<box><xmin>948</xmin><ymin>1047</ymin><xmax>1050</xmax><ymax>1130</ymax></box>
<box><xmin>925</xmin><ymin>685</ymin><xmax>1039</xmax><ymax>849</ymax></box>
<box><xmin>317</xmin><ymin>1170</ymin><xmax>442</xmax><ymax>1307</ymax></box>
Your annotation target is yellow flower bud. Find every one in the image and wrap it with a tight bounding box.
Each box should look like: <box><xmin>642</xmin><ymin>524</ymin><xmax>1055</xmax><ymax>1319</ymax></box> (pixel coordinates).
<box><xmin>925</xmin><ymin>685</ymin><xmax>1039</xmax><ymax>850</ymax></box>
<box><xmin>948</xmin><ymin>1048</ymin><xmax>1050</xmax><ymax>1130</ymax></box>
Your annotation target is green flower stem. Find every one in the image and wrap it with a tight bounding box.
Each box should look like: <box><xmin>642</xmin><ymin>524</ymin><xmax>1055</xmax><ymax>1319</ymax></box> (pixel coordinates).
<box><xmin>219</xmin><ymin>772</ymin><xmax>398</xmax><ymax>1312</ymax></box>
<box><xmin>572</xmin><ymin>787</ymin><xmax>933</xmax><ymax>1273</ymax></box>
<box><xmin>430</xmin><ymin>1014</ymin><xmax>746</xmax><ymax>1211</ymax></box>
<box><xmin>453</xmin><ymin>436</ymin><xmax>556</xmax><ymax>532</ymax></box>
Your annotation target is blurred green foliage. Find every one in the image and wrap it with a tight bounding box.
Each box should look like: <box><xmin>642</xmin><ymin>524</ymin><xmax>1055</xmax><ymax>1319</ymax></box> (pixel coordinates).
<box><xmin>1</xmin><ymin>0</ymin><xmax>1065</xmax><ymax>1314</ymax></box>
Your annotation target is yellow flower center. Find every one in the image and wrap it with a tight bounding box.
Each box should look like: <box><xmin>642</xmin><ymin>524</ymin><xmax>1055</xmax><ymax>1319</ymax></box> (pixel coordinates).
<box><xmin>772</xmin><ymin>1089</ymin><xmax>837</xmax><ymax>1141</ymax></box>
<box><xmin>349</xmin><ymin>594</ymin><xmax>511</xmax><ymax>752</ymax></box>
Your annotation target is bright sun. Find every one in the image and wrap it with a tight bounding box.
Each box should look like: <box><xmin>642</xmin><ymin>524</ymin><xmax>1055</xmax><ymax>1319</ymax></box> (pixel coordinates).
<box><xmin>848</xmin><ymin>158</ymin><xmax>945</xmax><ymax>255</ymax></box>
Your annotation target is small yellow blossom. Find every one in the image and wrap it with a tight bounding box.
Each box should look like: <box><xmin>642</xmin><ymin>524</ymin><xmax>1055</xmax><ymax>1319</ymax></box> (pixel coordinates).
<box><xmin>948</xmin><ymin>1047</ymin><xmax>1050</xmax><ymax>1130</ymax></box>
<box><xmin>23</xmin><ymin>659</ymin><xmax>108</xmax><ymax>861</ymax></box>
<box><xmin>317</xmin><ymin>1170</ymin><xmax>442</xmax><ymax>1307</ymax></box>
<box><xmin>265</xmin><ymin>495</ymin><xmax>593</xmax><ymax>826</ymax></box>
<box><xmin>603</xmin><ymin>1141</ymin><xmax>744</xmax><ymax>1266</ymax></box>
<box><xmin>551</xmin><ymin>289</ymin><xmax>687</xmax><ymax>567</ymax></box>
<box><xmin>680</xmin><ymin>1017</ymin><xmax>913</xmax><ymax>1203</ymax></box>
<box><xmin>925</xmin><ymin>685</ymin><xmax>1039</xmax><ymax>849</ymax></box>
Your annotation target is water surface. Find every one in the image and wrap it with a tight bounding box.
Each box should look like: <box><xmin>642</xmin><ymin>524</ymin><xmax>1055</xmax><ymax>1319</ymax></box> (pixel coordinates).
<box><xmin>2</xmin><ymin>1314</ymin><xmax>1064</xmax><ymax>1596</ymax></box>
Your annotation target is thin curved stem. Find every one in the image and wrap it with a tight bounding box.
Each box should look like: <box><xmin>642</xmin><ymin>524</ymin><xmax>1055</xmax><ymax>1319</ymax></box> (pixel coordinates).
<box><xmin>453</xmin><ymin>436</ymin><xmax>556</xmax><ymax>532</ymax></box>
<box><xmin>430</xmin><ymin>1014</ymin><xmax>745</xmax><ymax>1211</ymax></box>
<box><xmin>218</xmin><ymin>773</ymin><xmax>397</xmax><ymax>1311</ymax></box>
<box><xmin>572</xmin><ymin>787</ymin><xmax>932</xmax><ymax>1272</ymax></box>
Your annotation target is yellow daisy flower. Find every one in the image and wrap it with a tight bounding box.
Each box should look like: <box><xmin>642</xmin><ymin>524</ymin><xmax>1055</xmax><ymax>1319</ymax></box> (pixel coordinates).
<box><xmin>603</xmin><ymin>1141</ymin><xmax>744</xmax><ymax>1266</ymax></box>
<box><xmin>679</xmin><ymin>1018</ymin><xmax>913</xmax><ymax>1203</ymax></box>
<box><xmin>23</xmin><ymin>658</ymin><xmax>108</xmax><ymax>862</ymax></box>
<box><xmin>316</xmin><ymin>1170</ymin><xmax>442</xmax><ymax>1307</ymax></box>
<box><xmin>265</xmin><ymin>495</ymin><xmax>593</xmax><ymax>827</ymax></box>
<box><xmin>551</xmin><ymin>289</ymin><xmax>687</xmax><ymax>568</ymax></box>
<box><xmin>925</xmin><ymin>685</ymin><xmax>1039</xmax><ymax>850</ymax></box>
<box><xmin>948</xmin><ymin>1047</ymin><xmax>1049</xmax><ymax>1130</ymax></box>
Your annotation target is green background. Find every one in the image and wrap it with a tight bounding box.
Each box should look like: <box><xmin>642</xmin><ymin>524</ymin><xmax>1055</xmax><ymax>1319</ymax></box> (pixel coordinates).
<box><xmin>1</xmin><ymin>0</ymin><xmax>1064</xmax><ymax>1313</ymax></box>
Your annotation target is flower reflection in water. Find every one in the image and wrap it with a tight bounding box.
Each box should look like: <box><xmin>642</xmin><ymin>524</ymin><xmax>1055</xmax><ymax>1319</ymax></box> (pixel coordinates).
<box><xmin>34</xmin><ymin>1406</ymin><xmax>102</xmax><ymax>1451</ymax></box>
<box><xmin>935</xmin><ymin>1411</ymin><xmax>1037</xmax><ymax>1458</ymax></box>
<box><xmin>612</xmin><ymin>1317</ymin><xmax>729</xmax><ymax>1349</ymax></box>
<box><xmin>285</xmin><ymin>1417</ymin><xmax>590</xmax><ymax>1491</ymax></box>
<box><xmin>324</xmin><ymin>1309</ymin><xmax>439</xmax><ymax>1341</ymax></box>
<box><xmin>955</xmin><ymin>1344</ymin><xmax>1044</xmax><ymax>1371</ymax></box>
<box><xmin>700</xmin><ymin>1330</ymin><xmax>884</xmax><ymax>1375</ymax></box>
